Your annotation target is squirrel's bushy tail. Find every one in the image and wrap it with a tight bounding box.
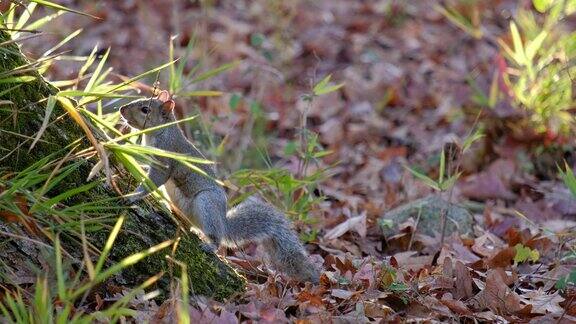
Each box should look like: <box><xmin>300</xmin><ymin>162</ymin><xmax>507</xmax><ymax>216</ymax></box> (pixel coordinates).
<box><xmin>223</xmin><ymin>197</ymin><xmax>320</xmax><ymax>283</ymax></box>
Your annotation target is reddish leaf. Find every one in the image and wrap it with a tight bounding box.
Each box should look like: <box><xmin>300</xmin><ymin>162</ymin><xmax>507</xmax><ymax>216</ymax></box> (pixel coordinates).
<box><xmin>487</xmin><ymin>247</ymin><xmax>516</xmax><ymax>269</ymax></box>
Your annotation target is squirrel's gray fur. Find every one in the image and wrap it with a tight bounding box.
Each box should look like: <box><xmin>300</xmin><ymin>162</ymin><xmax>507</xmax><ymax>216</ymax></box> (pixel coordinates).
<box><xmin>119</xmin><ymin>95</ymin><xmax>320</xmax><ymax>283</ymax></box>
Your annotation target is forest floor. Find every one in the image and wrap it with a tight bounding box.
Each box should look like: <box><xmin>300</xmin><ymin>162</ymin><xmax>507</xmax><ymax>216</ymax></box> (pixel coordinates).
<box><xmin>12</xmin><ymin>0</ymin><xmax>576</xmax><ymax>322</ymax></box>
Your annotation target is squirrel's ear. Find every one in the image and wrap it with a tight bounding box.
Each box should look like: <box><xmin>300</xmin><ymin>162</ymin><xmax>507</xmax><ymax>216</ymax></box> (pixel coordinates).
<box><xmin>161</xmin><ymin>100</ymin><xmax>175</xmax><ymax>114</ymax></box>
<box><xmin>157</xmin><ymin>90</ymin><xmax>171</xmax><ymax>102</ymax></box>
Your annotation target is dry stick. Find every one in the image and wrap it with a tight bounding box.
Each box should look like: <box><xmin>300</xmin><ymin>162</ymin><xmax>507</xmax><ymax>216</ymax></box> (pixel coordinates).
<box><xmin>0</xmin><ymin>32</ymin><xmax>42</xmax><ymax>47</ymax></box>
<box><xmin>297</xmin><ymin>79</ymin><xmax>315</xmax><ymax>180</ymax></box>
<box><xmin>408</xmin><ymin>206</ymin><xmax>422</xmax><ymax>251</ymax></box>
<box><xmin>0</xmin><ymin>229</ymin><xmax>54</xmax><ymax>250</ymax></box>
<box><xmin>557</xmin><ymin>293</ymin><xmax>575</xmax><ymax>324</ymax></box>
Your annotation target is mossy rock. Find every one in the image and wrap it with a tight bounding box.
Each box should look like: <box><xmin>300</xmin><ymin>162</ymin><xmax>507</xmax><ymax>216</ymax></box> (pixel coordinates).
<box><xmin>380</xmin><ymin>195</ymin><xmax>474</xmax><ymax>237</ymax></box>
<box><xmin>0</xmin><ymin>30</ymin><xmax>244</xmax><ymax>300</ymax></box>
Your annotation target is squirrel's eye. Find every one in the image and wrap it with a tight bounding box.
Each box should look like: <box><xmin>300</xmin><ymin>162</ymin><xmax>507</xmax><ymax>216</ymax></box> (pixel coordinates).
<box><xmin>141</xmin><ymin>106</ymin><xmax>150</xmax><ymax>114</ymax></box>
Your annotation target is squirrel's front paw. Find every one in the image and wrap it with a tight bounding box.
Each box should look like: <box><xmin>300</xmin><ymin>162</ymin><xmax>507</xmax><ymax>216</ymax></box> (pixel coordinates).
<box><xmin>118</xmin><ymin>198</ymin><xmax>134</xmax><ymax>207</ymax></box>
<box><xmin>200</xmin><ymin>242</ymin><xmax>217</xmax><ymax>254</ymax></box>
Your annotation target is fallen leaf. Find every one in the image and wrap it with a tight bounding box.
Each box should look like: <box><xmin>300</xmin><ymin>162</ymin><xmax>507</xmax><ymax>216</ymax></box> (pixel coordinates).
<box><xmin>454</xmin><ymin>260</ymin><xmax>474</xmax><ymax>299</ymax></box>
<box><xmin>324</xmin><ymin>212</ymin><xmax>367</xmax><ymax>240</ymax></box>
<box><xmin>521</xmin><ymin>290</ymin><xmax>565</xmax><ymax>314</ymax></box>
<box><xmin>487</xmin><ymin>247</ymin><xmax>516</xmax><ymax>268</ymax></box>
<box><xmin>363</xmin><ymin>301</ymin><xmax>393</xmax><ymax>318</ymax></box>
<box><xmin>460</xmin><ymin>159</ymin><xmax>517</xmax><ymax>201</ymax></box>
<box><xmin>393</xmin><ymin>251</ymin><xmax>433</xmax><ymax>272</ymax></box>
<box><xmin>473</xmin><ymin>269</ymin><xmax>523</xmax><ymax>314</ymax></box>
<box><xmin>440</xmin><ymin>294</ymin><xmax>472</xmax><ymax>315</ymax></box>
<box><xmin>331</xmin><ymin>289</ymin><xmax>355</xmax><ymax>300</ymax></box>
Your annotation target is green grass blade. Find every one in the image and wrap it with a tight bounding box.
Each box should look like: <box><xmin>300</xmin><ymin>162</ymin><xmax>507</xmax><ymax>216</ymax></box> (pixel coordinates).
<box><xmin>55</xmin><ymin>235</ymin><xmax>68</xmax><ymax>301</ymax></box>
<box><xmin>190</xmin><ymin>60</ymin><xmax>240</xmax><ymax>84</ymax></box>
<box><xmin>33</xmin><ymin>180</ymin><xmax>101</xmax><ymax>212</ymax></box>
<box><xmin>24</xmin><ymin>11</ymin><xmax>65</xmax><ymax>33</ymax></box>
<box><xmin>29</xmin><ymin>95</ymin><xmax>56</xmax><ymax>151</ymax></box>
<box><xmin>438</xmin><ymin>148</ymin><xmax>445</xmax><ymax>185</ymax></box>
<box><xmin>559</xmin><ymin>162</ymin><xmax>576</xmax><ymax>198</ymax></box>
<box><xmin>404</xmin><ymin>165</ymin><xmax>440</xmax><ymax>191</ymax></box>
<box><xmin>94</xmin><ymin>214</ymin><xmax>125</xmax><ymax>274</ymax></box>
<box><xmin>105</xmin><ymin>143</ymin><xmax>213</xmax><ymax>165</ymax></box>
<box><xmin>14</xmin><ymin>3</ymin><xmax>37</xmax><ymax>32</ymax></box>
<box><xmin>70</xmin><ymin>239</ymin><xmax>173</xmax><ymax>300</ymax></box>
<box><xmin>106</xmin><ymin>114</ymin><xmax>198</xmax><ymax>144</ymax></box>
<box><xmin>43</xmin><ymin>28</ymin><xmax>82</xmax><ymax>57</ymax></box>
<box><xmin>57</xmin><ymin>90</ymin><xmax>139</xmax><ymax>99</ymax></box>
<box><xmin>84</xmin><ymin>48</ymin><xmax>110</xmax><ymax>92</ymax></box>
<box><xmin>29</xmin><ymin>0</ymin><xmax>100</xmax><ymax>19</ymax></box>
<box><xmin>0</xmin><ymin>76</ymin><xmax>36</xmax><ymax>84</ymax></box>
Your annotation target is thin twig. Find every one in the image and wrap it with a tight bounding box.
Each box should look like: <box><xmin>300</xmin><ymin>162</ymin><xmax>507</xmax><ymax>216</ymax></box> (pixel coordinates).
<box><xmin>557</xmin><ymin>293</ymin><xmax>574</xmax><ymax>324</ymax></box>
<box><xmin>439</xmin><ymin>107</ymin><xmax>484</xmax><ymax>248</ymax></box>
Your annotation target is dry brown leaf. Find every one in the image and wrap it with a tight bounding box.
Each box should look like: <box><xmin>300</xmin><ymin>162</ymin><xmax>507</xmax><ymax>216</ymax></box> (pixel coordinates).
<box><xmin>297</xmin><ymin>290</ymin><xmax>325</xmax><ymax>308</ymax></box>
<box><xmin>324</xmin><ymin>212</ymin><xmax>367</xmax><ymax>240</ymax></box>
<box><xmin>472</xmin><ymin>232</ymin><xmax>506</xmax><ymax>258</ymax></box>
<box><xmin>473</xmin><ymin>269</ymin><xmax>523</xmax><ymax>314</ymax></box>
<box><xmin>454</xmin><ymin>260</ymin><xmax>474</xmax><ymax>300</ymax></box>
<box><xmin>487</xmin><ymin>247</ymin><xmax>516</xmax><ymax>269</ymax></box>
<box><xmin>440</xmin><ymin>294</ymin><xmax>472</xmax><ymax>316</ymax></box>
<box><xmin>331</xmin><ymin>289</ymin><xmax>356</xmax><ymax>300</ymax></box>
<box><xmin>393</xmin><ymin>251</ymin><xmax>433</xmax><ymax>272</ymax></box>
<box><xmin>521</xmin><ymin>290</ymin><xmax>565</xmax><ymax>315</ymax></box>
<box><xmin>460</xmin><ymin>159</ymin><xmax>517</xmax><ymax>201</ymax></box>
<box><xmin>363</xmin><ymin>301</ymin><xmax>394</xmax><ymax>318</ymax></box>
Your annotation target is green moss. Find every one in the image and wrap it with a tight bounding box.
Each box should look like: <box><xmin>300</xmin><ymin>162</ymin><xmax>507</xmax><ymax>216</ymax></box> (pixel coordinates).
<box><xmin>174</xmin><ymin>234</ymin><xmax>245</xmax><ymax>300</ymax></box>
<box><xmin>0</xmin><ymin>31</ymin><xmax>72</xmax><ymax>169</ymax></box>
<box><xmin>92</xmin><ymin>202</ymin><xmax>245</xmax><ymax>300</ymax></box>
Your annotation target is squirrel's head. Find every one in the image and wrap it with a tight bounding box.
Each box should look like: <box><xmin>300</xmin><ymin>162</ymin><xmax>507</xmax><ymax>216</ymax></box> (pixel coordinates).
<box><xmin>119</xmin><ymin>90</ymin><xmax>175</xmax><ymax>129</ymax></box>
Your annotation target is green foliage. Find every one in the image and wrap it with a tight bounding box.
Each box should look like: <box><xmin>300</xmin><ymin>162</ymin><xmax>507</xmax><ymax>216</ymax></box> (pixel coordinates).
<box><xmin>499</xmin><ymin>2</ymin><xmax>575</xmax><ymax>135</ymax></box>
<box><xmin>379</xmin><ymin>266</ymin><xmax>409</xmax><ymax>293</ymax></box>
<box><xmin>405</xmin><ymin>148</ymin><xmax>461</xmax><ymax>192</ymax></box>
<box><xmin>167</xmin><ymin>36</ymin><xmax>239</xmax><ymax>97</ymax></box>
<box><xmin>230</xmin><ymin>75</ymin><xmax>341</xmax><ymax>238</ymax></box>
<box><xmin>233</xmin><ymin>166</ymin><xmax>326</xmax><ymax>224</ymax></box>
<box><xmin>559</xmin><ymin>162</ymin><xmax>576</xmax><ymax>197</ymax></box>
<box><xmin>513</xmin><ymin>243</ymin><xmax>540</xmax><ymax>264</ymax></box>
<box><xmin>442</xmin><ymin>0</ymin><xmax>576</xmax><ymax>136</ymax></box>
<box><xmin>555</xmin><ymin>268</ymin><xmax>576</xmax><ymax>290</ymax></box>
<box><xmin>312</xmin><ymin>74</ymin><xmax>344</xmax><ymax>97</ymax></box>
<box><xmin>229</xmin><ymin>75</ymin><xmax>344</xmax><ymax>241</ymax></box>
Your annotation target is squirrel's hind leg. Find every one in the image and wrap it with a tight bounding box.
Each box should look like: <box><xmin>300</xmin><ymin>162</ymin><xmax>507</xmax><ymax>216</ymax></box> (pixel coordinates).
<box><xmin>191</xmin><ymin>190</ymin><xmax>227</xmax><ymax>251</ymax></box>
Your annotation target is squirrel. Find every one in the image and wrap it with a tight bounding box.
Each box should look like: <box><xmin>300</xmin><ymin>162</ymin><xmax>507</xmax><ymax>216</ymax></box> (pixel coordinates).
<box><xmin>119</xmin><ymin>90</ymin><xmax>320</xmax><ymax>283</ymax></box>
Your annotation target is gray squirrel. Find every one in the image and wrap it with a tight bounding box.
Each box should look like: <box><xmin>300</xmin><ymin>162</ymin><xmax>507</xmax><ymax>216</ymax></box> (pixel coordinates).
<box><xmin>119</xmin><ymin>90</ymin><xmax>320</xmax><ymax>283</ymax></box>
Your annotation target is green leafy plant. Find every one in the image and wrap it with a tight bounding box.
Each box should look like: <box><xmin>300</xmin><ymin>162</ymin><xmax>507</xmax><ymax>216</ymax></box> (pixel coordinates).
<box><xmin>556</xmin><ymin>269</ymin><xmax>576</xmax><ymax>290</ymax></box>
<box><xmin>405</xmin><ymin>148</ymin><xmax>461</xmax><ymax>192</ymax></box>
<box><xmin>498</xmin><ymin>8</ymin><xmax>576</xmax><ymax>136</ymax></box>
<box><xmin>558</xmin><ymin>161</ymin><xmax>576</xmax><ymax>197</ymax></box>
<box><xmin>441</xmin><ymin>0</ymin><xmax>576</xmax><ymax>138</ymax></box>
<box><xmin>555</xmin><ymin>162</ymin><xmax>576</xmax><ymax>290</ymax></box>
<box><xmin>230</xmin><ymin>75</ymin><xmax>342</xmax><ymax>238</ymax></box>
<box><xmin>0</xmin><ymin>217</ymin><xmax>172</xmax><ymax>323</ymax></box>
<box><xmin>513</xmin><ymin>243</ymin><xmax>540</xmax><ymax>264</ymax></box>
<box><xmin>379</xmin><ymin>266</ymin><xmax>410</xmax><ymax>294</ymax></box>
